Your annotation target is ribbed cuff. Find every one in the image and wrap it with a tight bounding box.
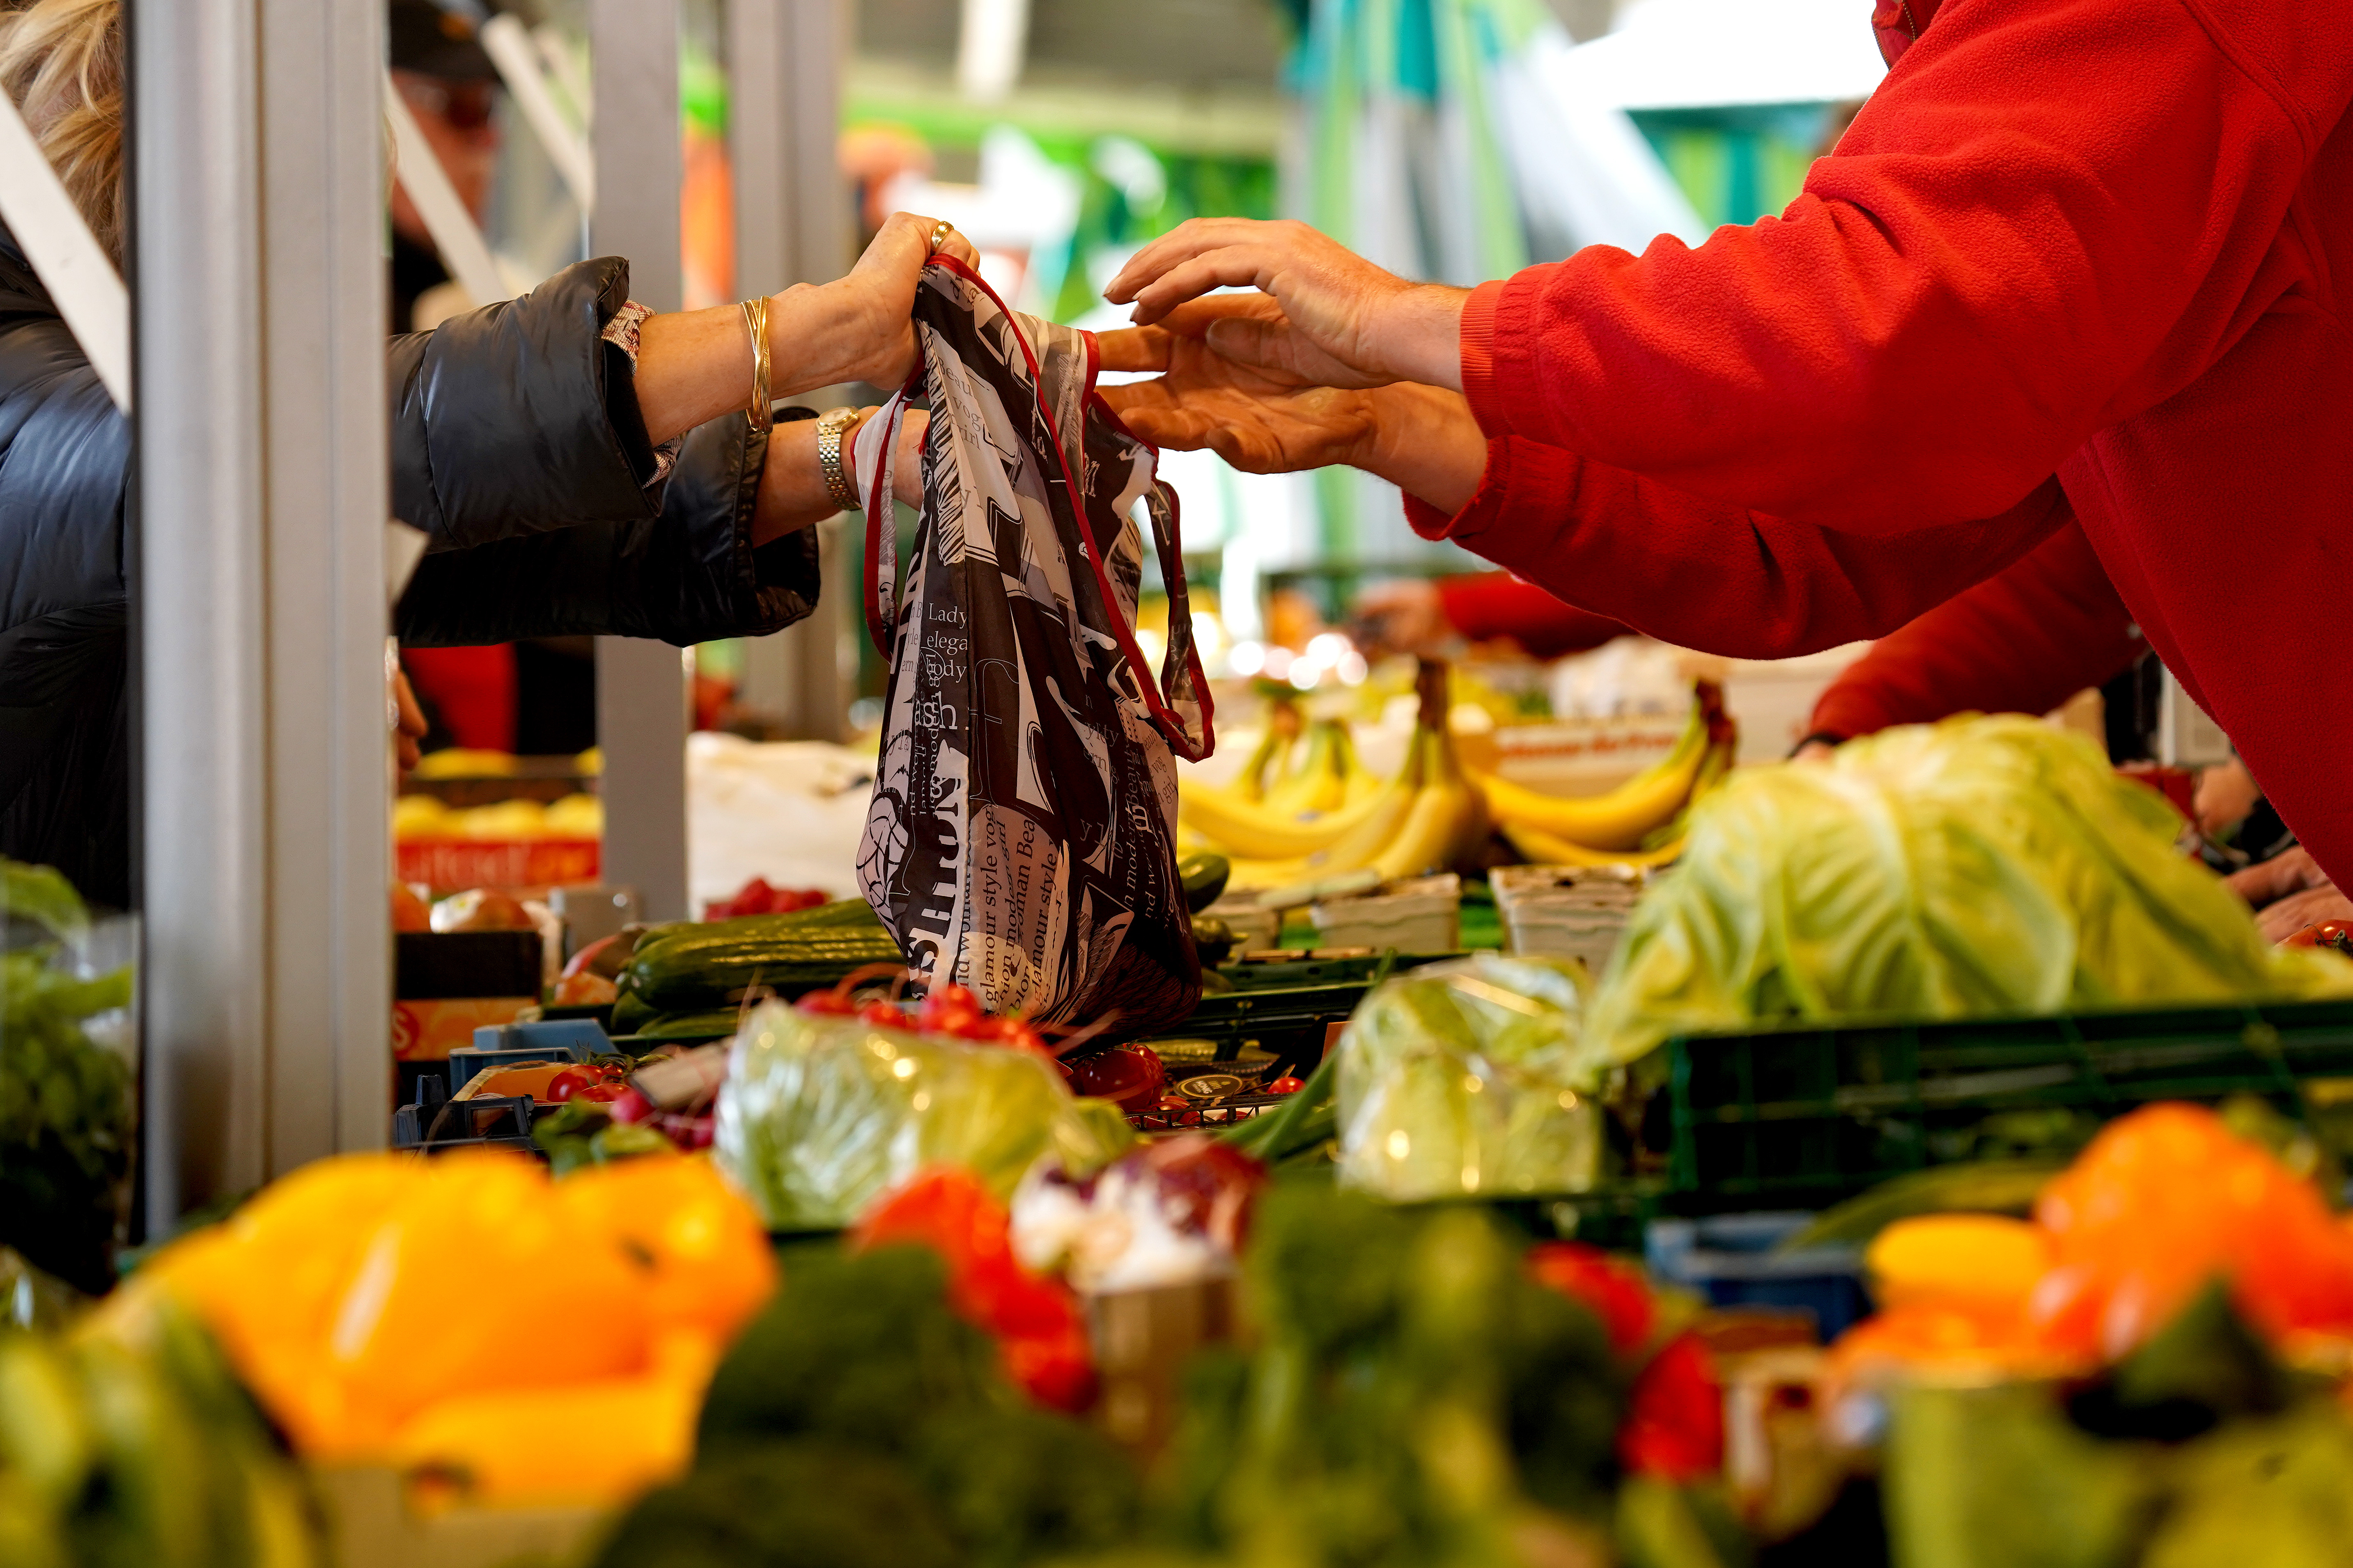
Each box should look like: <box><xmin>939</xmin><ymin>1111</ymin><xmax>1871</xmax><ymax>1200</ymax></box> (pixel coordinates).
<box><xmin>1459</xmin><ymin>278</ymin><xmax>1511</xmax><ymax>436</ymax></box>
<box><xmin>1403</xmin><ymin>437</ymin><xmax>1514</xmax><ymax>544</ymax></box>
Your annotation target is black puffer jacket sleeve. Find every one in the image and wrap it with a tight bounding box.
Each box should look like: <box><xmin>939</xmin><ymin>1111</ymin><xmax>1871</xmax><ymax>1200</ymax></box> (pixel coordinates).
<box><xmin>388</xmin><ymin>256</ymin><xmax>822</xmax><ymax>647</ymax></box>
<box><xmin>394</xmin><ymin>415</ymin><xmax>822</xmax><ymax>646</ymax></box>
<box><xmin>388</xmin><ymin>255</ymin><xmax>662</xmax><ymax>550</ymax></box>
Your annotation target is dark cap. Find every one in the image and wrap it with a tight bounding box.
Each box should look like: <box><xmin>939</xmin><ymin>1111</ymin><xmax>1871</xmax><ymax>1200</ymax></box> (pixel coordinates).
<box><xmin>391</xmin><ymin>0</ymin><xmax>501</xmax><ymax>81</ymax></box>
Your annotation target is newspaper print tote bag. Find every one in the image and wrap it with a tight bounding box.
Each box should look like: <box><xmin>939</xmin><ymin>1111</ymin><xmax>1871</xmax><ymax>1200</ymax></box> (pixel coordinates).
<box><xmin>849</xmin><ymin>256</ymin><xmax>1215</xmax><ymax>1032</ymax></box>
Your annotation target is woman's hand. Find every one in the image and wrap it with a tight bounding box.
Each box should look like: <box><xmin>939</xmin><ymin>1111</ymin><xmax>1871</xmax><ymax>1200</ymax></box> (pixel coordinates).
<box><xmin>1102</xmin><ymin>218</ymin><xmax>1468</xmax><ymax>390</ymax></box>
<box><xmin>2225</xmin><ymin>845</ymin><xmax>2353</xmax><ymax>943</ymax></box>
<box><xmin>632</xmin><ymin>213</ymin><xmax>978</xmax><ymax>446</ymax></box>
<box><xmin>1098</xmin><ymin>297</ymin><xmax>1490</xmax><ymax>513</ymax></box>
<box><xmin>769</xmin><ymin>212</ymin><xmax>981</xmax><ymax>396</ymax></box>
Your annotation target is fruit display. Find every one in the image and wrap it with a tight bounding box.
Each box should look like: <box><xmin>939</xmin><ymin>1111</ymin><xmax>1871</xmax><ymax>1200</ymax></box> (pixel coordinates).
<box><xmin>1177</xmin><ymin>661</ymin><xmax>1488</xmax><ymax>888</ymax></box>
<box><xmin>1</xmin><ymin>860</ymin><xmax>135</xmax><ymax>1293</ymax></box>
<box><xmin>1178</xmin><ymin>669</ymin><xmax>1736</xmax><ymax>889</ymax></box>
<box><xmin>1478</xmin><ymin>680</ymin><xmax>1738</xmax><ymax>864</ymax></box>
<box><xmin>393</xmin><ymin>791</ymin><xmax>603</xmax><ymax>842</ymax></box>
<box><xmin>1581</xmin><ymin>715</ymin><xmax>2353</xmax><ymax>1078</ymax></box>
<box><xmin>120</xmin><ymin>1150</ymin><xmax>776</xmax><ymax>1507</ymax></box>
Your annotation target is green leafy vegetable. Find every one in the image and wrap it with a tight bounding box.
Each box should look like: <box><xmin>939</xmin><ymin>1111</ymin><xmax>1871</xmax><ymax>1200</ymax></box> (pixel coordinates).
<box><xmin>1583</xmin><ymin>718</ymin><xmax>2353</xmax><ymax>1079</ymax></box>
<box><xmin>1336</xmin><ymin>953</ymin><xmax>1601</xmax><ymax>1200</ymax></box>
<box><xmin>1</xmin><ymin>860</ymin><xmax>134</xmax><ymax>1292</ymax></box>
<box><xmin>714</xmin><ymin>1002</ymin><xmax>1132</xmax><ymax>1230</ymax></box>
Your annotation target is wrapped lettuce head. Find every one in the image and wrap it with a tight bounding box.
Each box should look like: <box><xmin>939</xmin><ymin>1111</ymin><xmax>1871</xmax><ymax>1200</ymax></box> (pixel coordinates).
<box><xmin>714</xmin><ymin>1002</ymin><xmax>1134</xmax><ymax>1230</ymax></box>
<box><xmin>1337</xmin><ymin>952</ymin><xmax>1602</xmax><ymax>1201</ymax></box>
<box><xmin>1582</xmin><ymin>716</ymin><xmax>2353</xmax><ymax>1080</ymax></box>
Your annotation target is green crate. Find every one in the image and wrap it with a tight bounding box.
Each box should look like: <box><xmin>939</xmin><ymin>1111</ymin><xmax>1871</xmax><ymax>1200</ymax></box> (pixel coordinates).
<box><xmin>1665</xmin><ymin>999</ymin><xmax>2353</xmax><ymax>1208</ymax></box>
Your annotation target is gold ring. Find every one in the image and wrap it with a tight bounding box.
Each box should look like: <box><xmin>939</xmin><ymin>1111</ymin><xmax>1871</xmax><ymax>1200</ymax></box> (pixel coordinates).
<box><xmin>929</xmin><ymin>220</ymin><xmax>955</xmax><ymax>253</ymax></box>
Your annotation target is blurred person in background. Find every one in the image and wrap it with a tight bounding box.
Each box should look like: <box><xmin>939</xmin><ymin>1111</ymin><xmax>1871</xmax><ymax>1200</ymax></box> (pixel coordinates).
<box><xmin>0</xmin><ymin>0</ymin><xmax>960</xmax><ymax>904</ymax></box>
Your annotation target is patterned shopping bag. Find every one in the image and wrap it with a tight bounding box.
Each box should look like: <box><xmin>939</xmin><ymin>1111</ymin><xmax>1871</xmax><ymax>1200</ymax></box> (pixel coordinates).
<box><xmin>850</xmin><ymin>258</ymin><xmax>1214</xmax><ymax>1031</ymax></box>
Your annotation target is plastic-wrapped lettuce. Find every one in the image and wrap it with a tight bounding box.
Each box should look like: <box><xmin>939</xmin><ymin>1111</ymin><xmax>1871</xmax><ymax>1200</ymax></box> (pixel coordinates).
<box><xmin>1582</xmin><ymin>716</ymin><xmax>2353</xmax><ymax>1080</ymax></box>
<box><xmin>714</xmin><ymin>1002</ymin><xmax>1134</xmax><ymax>1230</ymax></box>
<box><xmin>1337</xmin><ymin>952</ymin><xmax>1603</xmax><ymax>1201</ymax></box>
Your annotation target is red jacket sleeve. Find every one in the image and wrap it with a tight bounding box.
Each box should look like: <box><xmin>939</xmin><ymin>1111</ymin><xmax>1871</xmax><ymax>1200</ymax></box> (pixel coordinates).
<box><xmin>1806</xmin><ymin>519</ymin><xmax>2144</xmax><ymax>742</ymax></box>
<box><xmin>1461</xmin><ymin>0</ymin><xmax>2353</xmax><ymax>531</ymax></box>
<box><xmin>1433</xmin><ymin>574</ymin><xmax>1630</xmax><ymax>659</ymax></box>
<box><xmin>1403</xmin><ymin>437</ymin><xmax>2069</xmax><ymax>660</ymax></box>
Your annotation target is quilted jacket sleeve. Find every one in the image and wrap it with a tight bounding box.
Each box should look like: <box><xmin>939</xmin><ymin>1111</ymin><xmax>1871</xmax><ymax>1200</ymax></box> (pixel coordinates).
<box><xmin>393</xmin><ymin>413</ymin><xmax>821</xmax><ymax>647</ymax></box>
<box><xmin>386</xmin><ymin>258</ymin><xmax>823</xmax><ymax>646</ymax></box>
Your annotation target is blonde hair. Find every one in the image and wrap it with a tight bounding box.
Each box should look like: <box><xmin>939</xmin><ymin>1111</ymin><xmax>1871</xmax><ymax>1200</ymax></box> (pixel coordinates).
<box><xmin>0</xmin><ymin>0</ymin><xmax>122</xmax><ymax>266</ymax></box>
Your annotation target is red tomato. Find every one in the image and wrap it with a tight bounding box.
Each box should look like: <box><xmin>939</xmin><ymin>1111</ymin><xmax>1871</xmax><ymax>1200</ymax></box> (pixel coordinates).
<box><xmin>579</xmin><ymin>1082</ymin><xmax>628</xmax><ymax>1103</ymax></box>
<box><xmin>607</xmin><ymin>1087</ymin><xmax>654</xmax><ymax>1124</ymax></box>
<box><xmin>1267</xmin><ymin>1076</ymin><xmax>1306</xmax><ymax>1095</ymax></box>
<box><xmin>544</xmin><ymin>1068</ymin><xmax>593</xmax><ymax>1103</ymax></box>
<box><xmin>926</xmin><ymin>1006</ymin><xmax>982</xmax><ymax>1040</ymax></box>
<box><xmin>918</xmin><ymin>984</ymin><xmax>981</xmax><ymax>1030</ymax></box>
<box><xmin>859</xmin><ymin>1001</ymin><xmax>904</xmax><ymax>1027</ymax></box>
<box><xmin>1527</xmin><ymin>1242</ymin><xmax>1659</xmax><ymax>1357</ymax></box>
<box><xmin>1618</xmin><ymin>1334</ymin><xmax>1725</xmax><ymax>1481</ymax></box>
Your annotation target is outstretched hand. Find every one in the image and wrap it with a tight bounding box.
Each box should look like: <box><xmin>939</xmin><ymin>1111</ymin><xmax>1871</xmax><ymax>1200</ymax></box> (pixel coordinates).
<box><xmin>1096</xmin><ymin>296</ymin><xmax>1491</xmax><ymax>513</ymax></box>
<box><xmin>1097</xmin><ymin>297</ymin><xmax>1383</xmax><ymax>473</ymax></box>
<box><xmin>1102</xmin><ymin>218</ymin><xmax>1469</xmax><ymax>391</ymax></box>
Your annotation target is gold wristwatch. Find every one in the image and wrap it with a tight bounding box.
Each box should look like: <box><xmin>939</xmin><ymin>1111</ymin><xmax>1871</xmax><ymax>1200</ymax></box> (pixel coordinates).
<box><xmin>815</xmin><ymin>406</ymin><xmax>863</xmax><ymax>512</ymax></box>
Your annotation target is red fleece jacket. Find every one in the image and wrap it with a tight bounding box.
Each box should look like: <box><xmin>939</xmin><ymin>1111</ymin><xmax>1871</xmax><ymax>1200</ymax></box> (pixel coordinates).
<box><xmin>1807</xmin><ymin>520</ymin><xmax>2144</xmax><ymax>742</ymax></box>
<box><xmin>1412</xmin><ymin>0</ymin><xmax>2353</xmax><ymax>881</ymax></box>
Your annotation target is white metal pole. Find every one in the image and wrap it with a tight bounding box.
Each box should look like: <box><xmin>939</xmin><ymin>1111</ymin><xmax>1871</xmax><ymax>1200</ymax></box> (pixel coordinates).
<box><xmin>135</xmin><ymin>0</ymin><xmax>392</xmax><ymax>1220</ymax></box>
<box><xmin>730</xmin><ymin>0</ymin><xmax>853</xmax><ymax>743</ymax></box>
<box><xmin>383</xmin><ymin>71</ymin><xmax>512</xmax><ymax>307</ymax></box>
<box><xmin>479</xmin><ymin>13</ymin><xmax>595</xmax><ymax>216</ymax></box>
<box><xmin>589</xmin><ymin>0</ymin><xmax>692</xmax><ymax>921</ymax></box>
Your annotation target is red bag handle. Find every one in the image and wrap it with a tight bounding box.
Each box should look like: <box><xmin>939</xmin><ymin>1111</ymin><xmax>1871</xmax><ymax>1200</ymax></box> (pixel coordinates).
<box><xmin>862</xmin><ymin>255</ymin><xmax>1214</xmax><ymax>763</ymax></box>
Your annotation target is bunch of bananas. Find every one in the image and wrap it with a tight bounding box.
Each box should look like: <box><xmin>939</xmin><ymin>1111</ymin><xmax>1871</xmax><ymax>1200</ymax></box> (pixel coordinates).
<box><xmin>1179</xmin><ymin>665</ymin><xmax>1488</xmax><ymax>888</ymax></box>
<box><xmin>1475</xmin><ymin>682</ymin><xmax>1738</xmax><ymax>868</ymax></box>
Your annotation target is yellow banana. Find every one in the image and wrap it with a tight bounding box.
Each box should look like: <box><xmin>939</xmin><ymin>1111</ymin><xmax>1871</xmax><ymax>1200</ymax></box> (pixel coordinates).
<box><xmin>1373</xmin><ymin>731</ymin><xmax>1482</xmax><ymax>881</ymax></box>
<box><xmin>1638</xmin><ymin>734</ymin><xmax>1736</xmax><ymax>853</ymax></box>
<box><xmin>1502</xmin><ymin>819</ymin><xmax>1688</xmax><ymax>869</ymax></box>
<box><xmin>1179</xmin><ymin>773</ymin><xmax>1395</xmax><ymax>861</ymax></box>
<box><xmin>1260</xmin><ymin>719</ymin><xmax>1352</xmax><ymax>817</ymax></box>
<box><xmin>1230</xmin><ymin>722</ymin><xmax>1292</xmax><ymax>804</ymax></box>
<box><xmin>1473</xmin><ymin>701</ymin><xmax>1710</xmax><ymax>850</ymax></box>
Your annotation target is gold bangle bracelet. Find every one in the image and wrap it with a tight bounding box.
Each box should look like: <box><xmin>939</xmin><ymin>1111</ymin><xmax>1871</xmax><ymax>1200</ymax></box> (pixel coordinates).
<box><xmin>740</xmin><ymin>296</ymin><xmax>772</xmax><ymax>435</ymax></box>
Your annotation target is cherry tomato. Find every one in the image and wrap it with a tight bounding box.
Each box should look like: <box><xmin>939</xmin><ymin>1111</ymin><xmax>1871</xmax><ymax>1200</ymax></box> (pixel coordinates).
<box><xmin>926</xmin><ymin>1006</ymin><xmax>983</xmax><ymax>1040</ymax></box>
<box><xmin>918</xmin><ymin>984</ymin><xmax>982</xmax><ymax>1029</ymax></box>
<box><xmin>606</xmin><ymin>1087</ymin><xmax>654</xmax><ymax>1124</ymax></box>
<box><xmin>545</xmin><ymin>1067</ymin><xmax>593</xmax><ymax>1103</ymax></box>
<box><xmin>859</xmin><ymin>1000</ymin><xmax>905</xmax><ymax>1027</ymax></box>
<box><xmin>1267</xmin><ymin>1076</ymin><xmax>1306</xmax><ymax>1095</ymax></box>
